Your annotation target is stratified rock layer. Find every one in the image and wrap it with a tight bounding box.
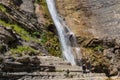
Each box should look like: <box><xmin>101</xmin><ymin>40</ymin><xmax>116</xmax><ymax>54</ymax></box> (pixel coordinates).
<box><xmin>0</xmin><ymin>26</ymin><xmax>17</xmax><ymax>44</ymax></box>
<box><xmin>0</xmin><ymin>56</ymin><xmax>108</xmax><ymax>80</ymax></box>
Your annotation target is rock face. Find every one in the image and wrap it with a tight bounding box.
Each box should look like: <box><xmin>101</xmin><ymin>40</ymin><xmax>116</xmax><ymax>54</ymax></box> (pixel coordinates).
<box><xmin>0</xmin><ymin>26</ymin><xmax>17</xmax><ymax>44</ymax></box>
<box><xmin>56</xmin><ymin>0</ymin><xmax>120</xmax><ymax>38</ymax></box>
<box><xmin>0</xmin><ymin>0</ymin><xmax>48</xmax><ymax>55</ymax></box>
<box><xmin>0</xmin><ymin>56</ymin><xmax>108</xmax><ymax>80</ymax></box>
<box><xmin>0</xmin><ymin>26</ymin><xmax>17</xmax><ymax>54</ymax></box>
<box><xmin>1</xmin><ymin>56</ymin><xmax>41</xmax><ymax>72</ymax></box>
<box><xmin>0</xmin><ymin>0</ymin><xmax>44</xmax><ymax>32</ymax></box>
<box><xmin>56</xmin><ymin>0</ymin><xmax>120</xmax><ymax>77</ymax></box>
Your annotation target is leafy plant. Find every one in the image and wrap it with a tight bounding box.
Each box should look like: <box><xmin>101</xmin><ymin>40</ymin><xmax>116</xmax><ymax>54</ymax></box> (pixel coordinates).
<box><xmin>0</xmin><ymin>4</ymin><xmax>6</xmax><ymax>12</ymax></box>
<box><xmin>32</xmin><ymin>32</ymin><xmax>40</xmax><ymax>38</ymax></box>
<box><xmin>35</xmin><ymin>0</ymin><xmax>41</xmax><ymax>4</ymax></box>
<box><xmin>94</xmin><ymin>45</ymin><xmax>104</xmax><ymax>51</ymax></box>
<box><xmin>40</xmin><ymin>31</ymin><xmax>62</xmax><ymax>57</ymax></box>
<box><xmin>10</xmin><ymin>46</ymin><xmax>40</xmax><ymax>56</ymax></box>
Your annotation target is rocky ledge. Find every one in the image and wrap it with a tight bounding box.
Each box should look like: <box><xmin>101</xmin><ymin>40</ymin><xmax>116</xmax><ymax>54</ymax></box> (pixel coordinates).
<box><xmin>0</xmin><ymin>55</ymin><xmax>111</xmax><ymax>80</ymax></box>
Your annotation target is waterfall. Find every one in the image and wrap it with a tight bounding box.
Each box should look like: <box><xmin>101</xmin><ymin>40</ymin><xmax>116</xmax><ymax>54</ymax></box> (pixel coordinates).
<box><xmin>46</xmin><ymin>0</ymin><xmax>81</xmax><ymax>65</ymax></box>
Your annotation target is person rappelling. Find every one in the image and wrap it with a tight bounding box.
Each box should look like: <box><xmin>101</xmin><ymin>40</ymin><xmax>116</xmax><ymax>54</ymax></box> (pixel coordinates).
<box><xmin>65</xmin><ymin>32</ymin><xmax>74</xmax><ymax>47</ymax></box>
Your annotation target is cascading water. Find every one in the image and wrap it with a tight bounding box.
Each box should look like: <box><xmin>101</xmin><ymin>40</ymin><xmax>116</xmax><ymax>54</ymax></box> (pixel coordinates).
<box><xmin>46</xmin><ymin>0</ymin><xmax>81</xmax><ymax>65</ymax></box>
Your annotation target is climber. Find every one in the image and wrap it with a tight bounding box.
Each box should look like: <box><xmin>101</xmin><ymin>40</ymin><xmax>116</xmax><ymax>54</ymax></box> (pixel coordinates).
<box><xmin>82</xmin><ymin>64</ymin><xmax>86</xmax><ymax>73</ymax></box>
<box><xmin>66</xmin><ymin>69</ymin><xmax>70</xmax><ymax>77</ymax></box>
<box><xmin>66</xmin><ymin>32</ymin><xmax>74</xmax><ymax>46</ymax></box>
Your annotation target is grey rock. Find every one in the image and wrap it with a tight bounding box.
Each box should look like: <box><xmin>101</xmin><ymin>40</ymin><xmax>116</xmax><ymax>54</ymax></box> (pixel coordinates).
<box><xmin>22</xmin><ymin>41</ymin><xmax>49</xmax><ymax>55</ymax></box>
<box><xmin>0</xmin><ymin>26</ymin><xmax>17</xmax><ymax>44</ymax></box>
<box><xmin>20</xmin><ymin>0</ymin><xmax>34</xmax><ymax>13</ymax></box>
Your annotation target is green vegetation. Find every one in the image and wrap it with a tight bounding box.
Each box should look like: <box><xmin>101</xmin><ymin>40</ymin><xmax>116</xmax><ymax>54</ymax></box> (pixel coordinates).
<box><xmin>82</xmin><ymin>45</ymin><xmax>109</xmax><ymax>73</ymax></box>
<box><xmin>0</xmin><ymin>20</ymin><xmax>40</xmax><ymax>42</ymax></box>
<box><xmin>90</xmin><ymin>53</ymin><xmax>106</xmax><ymax>66</ymax></box>
<box><xmin>0</xmin><ymin>4</ymin><xmax>40</xmax><ymax>42</ymax></box>
<box><xmin>35</xmin><ymin>0</ymin><xmax>41</xmax><ymax>4</ymax></box>
<box><xmin>0</xmin><ymin>57</ymin><xmax>3</xmax><ymax>64</ymax></box>
<box><xmin>93</xmin><ymin>45</ymin><xmax>104</xmax><ymax>51</ymax></box>
<box><xmin>0</xmin><ymin>20</ymin><xmax>61</xmax><ymax>57</ymax></box>
<box><xmin>82</xmin><ymin>48</ymin><xmax>107</xmax><ymax>73</ymax></box>
<box><xmin>35</xmin><ymin>0</ymin><xmax>61</xmax><ymax>57</ymax></box>
<box><xmin>0</xmin><ymin>44</ymin><xmax>3</xmax><ymax>51</ymax></box>
<box><xmin>0</xmin><ymin>4</ymin><xmax>6</xmax><ymax>12</ymax></box>
<box><xmin>9</xmin><ymin>46</ymin><xmax>41</xmax><ymax>56</ymax></box>
<box><xmin>40</xmin><ymin>31</ymin><xmax>62</xmax><ymax>57</ymax></box>
<box><xmin>0</xmin><ymin>1</ymin><xmax>61</xmax><ymax>57</ymax></box>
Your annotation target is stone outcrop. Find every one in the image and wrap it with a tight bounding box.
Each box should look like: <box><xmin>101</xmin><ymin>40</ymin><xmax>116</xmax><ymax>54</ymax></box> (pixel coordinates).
<box><xmin>1</xmin><ymin>56</ymin><xmax>41</xmax><ymax>72</ymax></box>
<box><xmin>0</xmin><ymin>0</ymin><xmax>49</xmax><ymax>55</ymax></box>
<box><xmin>56</xmin><ymin>0</ymin><xmax>120</xmax><ymax>77</ymax></box>
<box><xmin>0</xmin><ymin>26</ymin><xmax>17</xmax><ymax>44</ymax></box>
<box><xmin>20</xmin><ymin>0</ymin><xmax>34</xmax><ymax>13</ymax></box>
<box><xmin>0</xmin><ymin>0</ymin><xmax>44</xmax><ymax>32</ymax></box>
<box><xmin>0</xmin><ymin>56</ymin><xmax>109</xmax><ymax>80</ymax></box>
<box><xmin>0</xmin><ymin>26</ymin><xmax>17</xmax><ymax>54</ymax></box>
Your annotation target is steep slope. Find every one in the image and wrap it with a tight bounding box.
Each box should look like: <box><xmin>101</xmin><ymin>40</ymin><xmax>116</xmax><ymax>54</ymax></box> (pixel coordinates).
<box><xmin>0</xmin><ymin>0</ymin><xmax>61</xmax><ymax>57</ymax></box>
<box><xmin>56</xmin><ymin>0</ymin><xmax>120</xmax><ymax>77</ymax></box>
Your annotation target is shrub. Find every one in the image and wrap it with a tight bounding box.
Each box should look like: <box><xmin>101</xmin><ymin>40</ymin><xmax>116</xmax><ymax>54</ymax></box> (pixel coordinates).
<box><xmin>0</xmin><ymin>4</ymin><xmax>6</xmax><ymax>12</ymax></box>
<box><xmin>9</xmin><ymin>46</ymin><xmax>40</xmax><ymax>56</ymax></box>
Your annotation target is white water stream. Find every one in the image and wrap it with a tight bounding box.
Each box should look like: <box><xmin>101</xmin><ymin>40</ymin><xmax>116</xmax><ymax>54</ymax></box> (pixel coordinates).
<box><xmin>46</xmin><ymin>0</ymin><xmax>81</xmax><ymax>65</ymax></box>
